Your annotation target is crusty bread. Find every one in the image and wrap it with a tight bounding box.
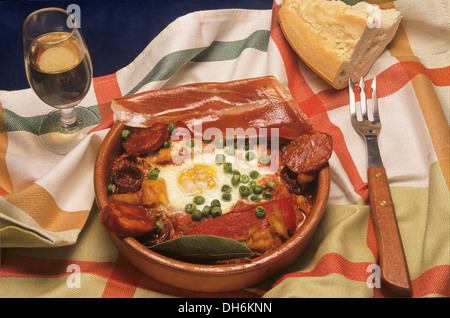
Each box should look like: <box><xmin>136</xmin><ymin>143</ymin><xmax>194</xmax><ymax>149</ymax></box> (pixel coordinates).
<box><xmin>278</xmin><ymin>0</ymin><xmax>401</xmax><ymax>89</ymax></box>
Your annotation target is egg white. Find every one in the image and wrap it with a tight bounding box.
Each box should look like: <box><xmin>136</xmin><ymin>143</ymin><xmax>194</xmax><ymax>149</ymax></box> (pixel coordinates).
<box><xmin>157</xmin><ymin>142</ymin><xmax>276</xmax><ymax>214</ymax></box>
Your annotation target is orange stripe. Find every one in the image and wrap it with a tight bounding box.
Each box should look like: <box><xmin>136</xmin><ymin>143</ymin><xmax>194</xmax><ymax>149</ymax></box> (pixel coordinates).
<box><xmin>374</xmin><ymin>265</ymin><xmax>450</xmax><ymax>298</ymax></box>
<box><xmin>102</xmin><ymin>253</ymin><xmax>141</xmax><ymax>298</ymax></box>
<box><xmin>0</xmin><ymin>102</ymin><xmax>13</xmax><ymax>195</ymax></box>
<box><xmin>88</xmin><ymin>113</ymin><xmax>114</xmax><ymax>134</ymax></box>
<box><xmin>0</xmin><ymin>187</ymin><xmax>8</xmax><ymax>195</ymax></box>
<box><xmin>93</xmin><ymin>73</ymin><xmax>122</xmax><ymax>123</ymax></box>
<box><xmin>410</xmin><ymin>265</ymin><xmax>450</xmax><ymax>298</ymax></box>
<box><xmin>317</xmin><ymin>62</ymin><xmax>450</xmax><ymax>113</ymax></box>
<box><xmin>0</xmin><ymin>251</ymin><xmax>260</xmax><ymax>297</ymax></box>
<box><xmin>270</xmin><ymin>2</ymin><xmax>368</xmax><ymax>201</ymax></box>
<box><xmin>3</xmin><ymin>183</ymin><xmax>89</xmax><ymax>232</ymax></box>
<box><xmin>272</xmin><ymin>252</ymin><xmax>372</xmax><ymax>284</ymax></box>
<box><xmin>389</xmin><ymin>25</ymin><xmax>450</xmax><ymax>189</ymax></box>
<box><xmin>0</xmin><ymin>253</ymin><xmax>115</xmax><ymax>280</ymax></box>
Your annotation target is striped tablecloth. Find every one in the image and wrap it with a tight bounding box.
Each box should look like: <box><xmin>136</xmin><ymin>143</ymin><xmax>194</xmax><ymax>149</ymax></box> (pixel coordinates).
<box><xmin>0</xmin><ymin>0</ymin><xmax>448</xmax><ymax>298</ymax></box>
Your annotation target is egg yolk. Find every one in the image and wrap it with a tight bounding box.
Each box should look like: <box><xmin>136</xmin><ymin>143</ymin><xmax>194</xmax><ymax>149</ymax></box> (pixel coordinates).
<box><xmin>178</xmin><ymin>164</ymin><xmax>217</xmax><ymax>195</ymax></box>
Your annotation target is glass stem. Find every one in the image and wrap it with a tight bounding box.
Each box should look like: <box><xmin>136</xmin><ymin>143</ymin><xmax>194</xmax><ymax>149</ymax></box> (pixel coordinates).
<box><xmin>60</xmin><ymin>108</ymin><xmax>78</xmax><ymax>130</ymax></box>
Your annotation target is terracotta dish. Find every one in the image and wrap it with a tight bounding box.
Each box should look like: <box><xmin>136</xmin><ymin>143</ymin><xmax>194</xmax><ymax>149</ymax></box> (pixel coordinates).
<box><xmin>94</xmin><ymin>77</ymin><xmax>330</xmax><ymax>292</ymax></box>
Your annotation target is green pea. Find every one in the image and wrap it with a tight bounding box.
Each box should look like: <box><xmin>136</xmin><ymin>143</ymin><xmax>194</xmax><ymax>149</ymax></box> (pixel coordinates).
<box><xmin>224</xmin><ymin>162</ymin><xmax>232</xmax><ymax>173</ymax></box>
<box><xmin>281</xmin><ymin>145</ymin><xmax>287</xmax><ymax>153</ymax></box>
<box><xmin>250</xmin><ymin>195</ymin><xmax>261</xmax><ymax>203</ymax></box>
<box><xmin>263</xmin><ymin>191</ymin><xmax>273</xmax><ymax>200</ymax></box>
<box><xmin>167</xmin><ymin>123</ymin><xmax>177</xmax><ymax>134</ymax></box>
<box><xmin>202</xmin><ymin>205</ymin><xmax>211</xmax><ymax>216</ymax></box>
<box><xmin>211</xmin><ymin>199</ymin><xmax>221</xmax><ymax>207</ymax></box>
<box><xmin>192</xmin><ymin>209</ymin><xmax>203</xmax><ymax>221</ymax></box>
<box><xmin>163</xmin><ymin>140</ymin><xmax>172</xmax><ymax>148</ymax></box>
<box><xmin>265</xmin><ymin>182</ymin><xmax>276</xmax><ymax>191</ymax></box>
<box><xmin>107</xmin><ymin>184</ymin><xmax>115</xmax><ymax>194</ymax></box>
<box><xmin>215</xmin><ymin>154</ymin><xmax>225</xmax><ymax>164</ymax></box>
<box><xmin>249</xmin><ymin>171</ymin><xmax>259</xmax><ymax>180</ymax></box>
<box><xmin>202</xmin><ymin>138</ymin><xmax>212</xmax><ymax>144</ymax></box>
<box><xmin>186</xmin><ymin>140</ymin><xmax>195</xmax><ymax>148</ymax></box>
<box><xmin>185</xmin><ymin>203</ymin><xmax>196</xmax><ymax>214</ymax></box>
<box><xmin>248</xmin><ymin>180</ymin><xmax>257</xmax><ymax>190</ymax></box>
<box><xmin>155</xmin><ymin>221</ymin><xmax>163</xmax><ymax>231</ymax></box>
<box><xmin>215</xmin><ymin>138</ymin><xmax>225</xmax><ymax>149</ymax></box>
<box><xmin>253</xmin><ymin>185</ymin><xmax>264</xmax><ymax>195</ymax></box>
<box><xmin>147</xmin><ymin>168</ymin><xmax>160</xmax><ymax>180</ymax></box>
<box><xmin>245</xmin><ymin>151</ymin><xmax>256</xmax><ymax>161</ymax></box>
<box><xmin>239</xmin><ymin>185</ymin><xmax>250</xmax><ymax>197</ymax></box>
<box><xmin>231</xmin><ymin>169</ymin><xmax>241</xmax><ymax>176</ymax></box>
<box><xmin>121</xmin><ymin>129</ymin><xmax>131</xmax><ymax>140</ymax></box>
<box><xmin>231</xmin><ymin>174</ymin><xmax>241</xmax><ymax>186</ymax></box>
<box><xmin>221</xmin><ymin>184</ymin><xmax>232</xmax><ymax>193</ymax></box>
<box><xmin>222</xmin><ymin>193</ymin><xmax>232</xmax><ymax>202</ymax></box>
<box><xmin>193</xmin><ymin>196</ymin><xmax>205</xmax><ymax>205</ymax></box>
<box><xmin>225</xmin><ymin>147</ymin><xmax>235</xmax><ymax>156</ymax></box>
<box><xmin>259</xmin><ymin>155</ymin><xmax>271</xmax><ymax>164</ymax></box>
<box><xmin>211</xmin><ymin>206</ymin><xmax>222</xmax><ymax>218</ymax></box>
<box><xmin>255</xmin><ymin>206</ymin><xmax>266</xmax><ymax>218</ymax></box>
<box><xmin>240</xmin><ymin>174</ymin><xmax>250</xmax><ymax>184</ymax></box>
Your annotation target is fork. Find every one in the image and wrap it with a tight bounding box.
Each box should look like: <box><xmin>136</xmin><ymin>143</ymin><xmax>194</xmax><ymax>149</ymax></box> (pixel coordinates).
<box><xmin>349</xmin><ymin>77</ymin><xmax>412</xmax><ymax>297</ymax></box>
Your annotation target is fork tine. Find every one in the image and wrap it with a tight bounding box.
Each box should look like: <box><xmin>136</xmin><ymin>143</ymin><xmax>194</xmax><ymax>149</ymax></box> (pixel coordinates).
<box><xmin>359</xmin><ymin>77</ymin><xmax>368</xmax><ymax>120</ymax></box>
<box><xmin>371</xmin><ymin>77</ymin><xmax>380</xmax><ymax>122</ymax></box>
<box><xmin>349</xmin><ymin>78</ymin><xmax>356</xmax><ymax>119</ymax></box>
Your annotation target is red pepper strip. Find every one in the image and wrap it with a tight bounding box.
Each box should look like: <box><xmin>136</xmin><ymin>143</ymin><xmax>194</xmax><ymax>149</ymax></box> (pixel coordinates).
<box><xmin>187</xmin><ymin>197</ymin><xmax>296</xmax><ymax>242</ymax></box>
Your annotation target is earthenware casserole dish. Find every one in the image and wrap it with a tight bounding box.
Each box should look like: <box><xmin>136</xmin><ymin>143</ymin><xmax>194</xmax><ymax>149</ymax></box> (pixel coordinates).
<box><xmin>93</xmin><ymin>77</ymin><xmax>331</xmax><ymax>292</ymax></box>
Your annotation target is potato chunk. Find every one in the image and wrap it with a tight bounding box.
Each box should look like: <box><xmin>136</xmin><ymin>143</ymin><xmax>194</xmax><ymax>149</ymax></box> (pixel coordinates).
<box><xmin>142</xmin><ymin>178</ymin><xmax>169</xmax><ymax>206</ymax></box>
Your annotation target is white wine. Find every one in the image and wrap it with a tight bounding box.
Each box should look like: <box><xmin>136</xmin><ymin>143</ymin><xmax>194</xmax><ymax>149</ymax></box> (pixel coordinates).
<box><xmin>26</xmin><ymin>32</ymin><xmax>92</xmax><ymax>108</ymax></box>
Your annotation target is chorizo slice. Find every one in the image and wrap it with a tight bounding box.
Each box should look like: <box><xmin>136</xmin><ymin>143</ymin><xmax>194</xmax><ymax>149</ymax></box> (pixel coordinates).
<box><xmin>283</xmin><ymin>131</ymin><xmax>332</xmax><ymax>174</ymax></box>
<box><xmin>113</xmin><ymin>165</ymin><xmax>143</xmax><ymax>193</ymax></box>
<box><xmin>122</xmin><ymin>123</ymin><xmax>169</xmax><ymax>156</ymax></box>
<box><xmin>99</xmin><ymin>201</ymin><xmax>156</xmax><ymax>238</ymax></box>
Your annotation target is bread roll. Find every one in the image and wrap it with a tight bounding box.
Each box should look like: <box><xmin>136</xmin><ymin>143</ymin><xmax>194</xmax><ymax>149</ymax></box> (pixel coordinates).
<box><xmin>278</xmin><ymin>0</ymin><xmax>401</xmax><ymax>89</ymax></box>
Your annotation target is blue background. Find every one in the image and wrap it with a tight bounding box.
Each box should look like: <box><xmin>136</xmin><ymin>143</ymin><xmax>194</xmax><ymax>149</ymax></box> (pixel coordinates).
<box><xmin>0</xmin><ymin>0</ymin><xmax>273</xmax><ymax>91</ymax></box>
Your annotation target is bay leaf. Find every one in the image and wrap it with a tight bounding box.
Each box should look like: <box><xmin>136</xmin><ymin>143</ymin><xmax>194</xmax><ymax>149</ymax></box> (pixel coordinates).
<box><xmin>149</xmin><ymin>235</ymin><xmax>255</xmax><ymax>262</ymax></box>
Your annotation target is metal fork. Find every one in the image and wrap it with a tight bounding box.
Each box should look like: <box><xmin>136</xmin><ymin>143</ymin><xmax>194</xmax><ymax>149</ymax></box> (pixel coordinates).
<box><xmin>349</xmin><ymin>77</ymin><xmax>412</xmax><ymax>297</ymax></box>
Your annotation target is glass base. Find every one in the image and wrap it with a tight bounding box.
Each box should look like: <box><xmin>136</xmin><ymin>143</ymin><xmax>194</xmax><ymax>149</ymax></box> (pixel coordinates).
<box><xmin>38</xmin><ymin>106</ymin><xmax>100</xmax><ymax>155</ymax></box>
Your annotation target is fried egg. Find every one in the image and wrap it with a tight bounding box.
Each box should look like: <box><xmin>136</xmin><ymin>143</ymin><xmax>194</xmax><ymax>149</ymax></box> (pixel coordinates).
<box><xmin>156</xmin><ymin>140</ymin><xmax>278</xmax><ymax>214</ymax></box>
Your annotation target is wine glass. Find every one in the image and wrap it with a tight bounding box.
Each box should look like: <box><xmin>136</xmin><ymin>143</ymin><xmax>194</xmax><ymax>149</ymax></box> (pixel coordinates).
<box><xmin>23</xmin><ymin>7</ymin><xmax>99</xmax><ymax>155</ymax></box>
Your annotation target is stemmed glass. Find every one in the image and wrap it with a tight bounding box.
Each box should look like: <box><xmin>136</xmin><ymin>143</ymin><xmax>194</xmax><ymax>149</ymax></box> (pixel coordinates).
<box><xmin>23</xmin><ymin>7</ymin><xmax>99</xmax><ymax>155</ymax></box>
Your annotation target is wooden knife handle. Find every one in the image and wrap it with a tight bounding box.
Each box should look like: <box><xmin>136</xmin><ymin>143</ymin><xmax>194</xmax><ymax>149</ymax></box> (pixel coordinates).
<box><xmin>368</xmin><ymin>166</ymin><xmax>412</xmax><ymax>296</ymax></box>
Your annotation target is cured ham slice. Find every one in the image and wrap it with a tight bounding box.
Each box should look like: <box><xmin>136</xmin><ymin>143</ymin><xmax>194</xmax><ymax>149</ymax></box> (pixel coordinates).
<box><xmin>111</xmin><ymin>76</ymin><xmax>313</xmax><ymax>140</ymax></box>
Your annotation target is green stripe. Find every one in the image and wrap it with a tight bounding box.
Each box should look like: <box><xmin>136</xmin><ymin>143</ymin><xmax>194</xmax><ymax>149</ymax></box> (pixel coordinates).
<box><xmin>3</xmin><ymin>109</ymin><xmax>43</xmax><ymax>135</ymax></box>
<box><xmin>125</xmin><ymin>29</ymin><xmax>270</xmax><ymax>96</ymax></box>
<box><xmin>191</xmin><ymin>29</ymin><xmax>270</xmax><ymax>62</ymax></box>
<box><xmin>4</xmin><ymin>106</ymin><xmax>100</xmax><ymax>135</ymax></box>
<box><xmin>125</xmin><ymin>47</ymin><xmax>205</xmax><ymax>97</ymax></box>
